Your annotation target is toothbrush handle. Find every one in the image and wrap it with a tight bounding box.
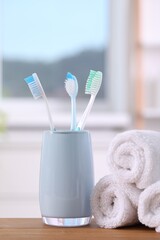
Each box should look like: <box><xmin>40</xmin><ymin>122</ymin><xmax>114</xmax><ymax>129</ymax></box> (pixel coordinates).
<box><xmin>77</xmin><ymin>95</ymin><xmax>95</xmax><ymax>130</ymax></box>
<box><xmin>44</xmin><ymin>95</ymin><xmax>55</xmax><ymax>131</ymax></box>
<box><xmin>71</xmin><ymin>97</ymin><xmax>76</xmax><ymax>131</ymax></box>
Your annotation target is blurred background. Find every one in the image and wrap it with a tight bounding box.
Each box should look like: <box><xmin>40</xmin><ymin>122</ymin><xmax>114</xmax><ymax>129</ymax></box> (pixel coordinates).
<box><xmin>0</xmin><ymin>0</ymin><xmax>160</xmax><ymax>217</ymax></box>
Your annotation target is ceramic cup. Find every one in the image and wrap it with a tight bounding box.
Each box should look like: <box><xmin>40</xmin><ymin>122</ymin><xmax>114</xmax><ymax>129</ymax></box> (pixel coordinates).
<box><xmin>39</xmin><ymin>130</ymin><xmax>94</xmax><ymax>227</ymax></box>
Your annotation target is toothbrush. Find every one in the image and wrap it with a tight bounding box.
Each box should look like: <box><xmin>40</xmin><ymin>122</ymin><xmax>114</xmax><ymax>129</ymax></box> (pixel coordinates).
<box><xmin>24</xmin><ymin>73</ymin><xmax>55</xmax><ymax>131</ymax></box>
<box><xmin>65</xmin><ymin>72</ymin><xmax>78</xmax><ymax>130</ymax></box>
<box><xmin>77</xmin><ymin>70</ymin><xmax>102</xmax><ymax>130</ymax></box>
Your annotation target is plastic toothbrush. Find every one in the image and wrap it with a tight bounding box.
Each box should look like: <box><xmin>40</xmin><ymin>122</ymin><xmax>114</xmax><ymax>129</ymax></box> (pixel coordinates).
<box><xmin>77</xmin><ymin>70</ymin><xmax>102</xmax><ymax>130</ymax></box>
<box><xmin>65</xmin><ymin>72</ymin><xmax>78</xmax><ymax>131</ymax></box>
<box><xmin>24</xmin><ymin>73</ymin><xmax>55</xmax><ymax>131</ymax></box>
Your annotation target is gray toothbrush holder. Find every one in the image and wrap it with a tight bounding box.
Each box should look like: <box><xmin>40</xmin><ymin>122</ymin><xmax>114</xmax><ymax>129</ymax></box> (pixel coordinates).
<box><xmin>39</xmin><ymin>130</ymin><xmax>94</xmax><ymax>227</ymax></box>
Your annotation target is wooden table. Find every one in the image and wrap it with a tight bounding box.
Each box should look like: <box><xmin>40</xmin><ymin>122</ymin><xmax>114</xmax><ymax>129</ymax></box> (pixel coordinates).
<box><xmin>0</xmin><ymin>219</ymin><xmax>159</xmax><ymax>240</ymax></box>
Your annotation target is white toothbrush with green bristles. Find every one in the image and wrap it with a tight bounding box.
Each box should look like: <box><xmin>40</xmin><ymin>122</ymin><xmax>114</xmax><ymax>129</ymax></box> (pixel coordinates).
<box><xmin>24</xmin><ymin>73</ymin><xmax>56</xmax><ymax>131</ymax></box>
<box><xmin>77</xmin><ymin>70</ymin><xmax>102</xmax><ymax>130</ymax></box>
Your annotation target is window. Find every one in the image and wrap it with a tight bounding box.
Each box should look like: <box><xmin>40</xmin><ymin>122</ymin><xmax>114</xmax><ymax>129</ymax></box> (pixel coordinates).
<box><xmin>0</xmin><ymin>0</ymin><xmax>112</xmax><ymax>129</ymax></box>
<box><xmin>139</xmin><ymin>0</ymin><xmax>160</xmax><ymax>111</ymax></box>
<box><xmin>1</xmin><ymin>1</ymin><xmax>133</xmax><ymax>130</ymax></box>
<box><xmin>2</xmin><ymin>0</ymin><xmax>108</xmax><ymax>100</ymax></box>
<box><xmin>133</xmin><ymin>0</ymin><xmax>160</xmax><ymax>129</ymax></box>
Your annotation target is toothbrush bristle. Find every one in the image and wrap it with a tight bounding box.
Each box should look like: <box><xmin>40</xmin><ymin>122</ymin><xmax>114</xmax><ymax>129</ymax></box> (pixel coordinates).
<box><xmin>27</xmin><ymin>81</ymin><xmax>42</xmax><ymax>99</ymax></box>
<box><xmin>65</xmin><ymin>73</ymin><xmax>78</xmax><ymax>97</ymax></box>
<box><xmin>85</xmin><ymin>70</ymin><xmax>102</xmax><ymax>96</ymax></box>
<box><xmin>24</xmin><ymin>76</ymin><xmax>35</xmax><ymax>84</ymax></box>
<box><xmin>85</xmin><ymin>70</ymin><xmax>97</xmax><ymax>94</ymax></box>
<box><xmin>24</xmin><ymin>73</ymin><xmax>43</xmax><ymax>100</ymax></box>
<box><xmin>66</xmin><ymin>72</ymin><xmax>74</xmax><ymax>80</ymax></box>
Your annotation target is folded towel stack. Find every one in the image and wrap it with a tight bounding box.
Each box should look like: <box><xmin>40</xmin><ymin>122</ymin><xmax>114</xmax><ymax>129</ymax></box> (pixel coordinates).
<box><xmin>91</xmin><ymin>130</ymin><xmax>160</xmax><ymax>231</ymax></box>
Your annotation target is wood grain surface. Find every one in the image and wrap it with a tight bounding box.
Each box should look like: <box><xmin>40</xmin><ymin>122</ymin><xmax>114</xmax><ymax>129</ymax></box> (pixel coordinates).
<box><xmin>0</xmin><ymin>219</ymin><xmax>159</xmax><ymax>240</ymax></box>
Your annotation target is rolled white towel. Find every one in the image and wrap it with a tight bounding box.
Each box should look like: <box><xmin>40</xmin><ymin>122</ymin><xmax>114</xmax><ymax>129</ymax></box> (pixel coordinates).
<box><xmin>138</xmin><ymin>181</ymin><xmax>160</xmax><ymax>232</ymax></box>
<box><xmin>107</xmin><ymin>130</ymin><xmax>160</xmax><ymax>189</ymax></box>
<box><xmin>91</xmin><ymin>175</ymin><xmax>141</xmax><ymax>228</ymax></box>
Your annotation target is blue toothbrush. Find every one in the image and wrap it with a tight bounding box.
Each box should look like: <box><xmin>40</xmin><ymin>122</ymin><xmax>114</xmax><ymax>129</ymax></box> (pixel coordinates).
<box><xmin>24</xmin><ymin>73</ymin><xmax>56</xmax><ymax>131</ymax></box>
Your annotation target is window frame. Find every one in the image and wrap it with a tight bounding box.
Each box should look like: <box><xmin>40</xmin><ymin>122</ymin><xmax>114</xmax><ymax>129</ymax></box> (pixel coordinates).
<box><xmin>0</xmin><ymin>0</ymin><xmax>132</xmax><ymax>130</ymax></box>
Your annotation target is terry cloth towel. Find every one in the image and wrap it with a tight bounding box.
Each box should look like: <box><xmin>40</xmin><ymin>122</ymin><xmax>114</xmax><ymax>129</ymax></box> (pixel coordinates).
<box><xmin>91</xmin><ymin>175</ymin><xmax>141</xmax><ymax>228</ymax></box>
<box><xmin>138</xmin><ymin>181</ymin><xmax>160</xmax><ymax>232</ymax></box>
<box><xmin>107</xmin><ymin>130</ymin><xmax>160</xmax><ymax>189</ymax></box>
